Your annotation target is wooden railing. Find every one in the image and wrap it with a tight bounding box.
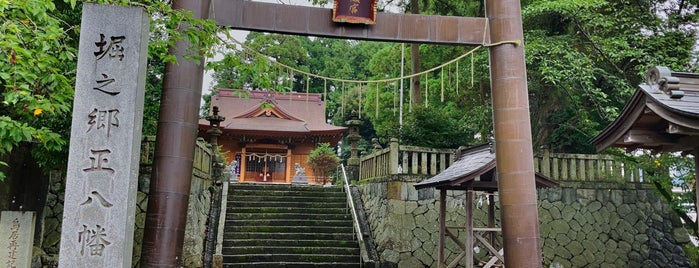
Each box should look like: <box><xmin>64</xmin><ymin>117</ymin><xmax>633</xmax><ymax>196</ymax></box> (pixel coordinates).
<box><xmin>534</xmin><ymin>150</ymin><xmax>646</xmax><ymax>183</ymax></box>
<box><xmin>140</xmin><ymin>136</ymin><xmax>214</xmax><ymax>177</ymax></box>
<box><xmin>360</xmin><ymin>139</ymin><xmax>455</xmax><ymax>180</ymax></box>
<box><xmin>140</xmin><ymin>136</ymin><xmax>157</xmax><ymax>165</ymax></box>
<box><xmin>359</xmin><ymin>142</ymin><xmax>646</xmax><ymax>183</ymax></box>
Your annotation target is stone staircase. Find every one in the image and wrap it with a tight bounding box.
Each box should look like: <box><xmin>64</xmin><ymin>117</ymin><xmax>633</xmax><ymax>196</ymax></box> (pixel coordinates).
<box><xmin>222</xmin><ymin>183</ymin><xmax>361</xmax><ymax>267</ymax></box>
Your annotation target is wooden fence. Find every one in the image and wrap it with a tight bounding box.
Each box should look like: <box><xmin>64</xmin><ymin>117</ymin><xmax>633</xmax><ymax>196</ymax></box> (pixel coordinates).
<box><xmin>140</xmin><ymin>136</ymin><xmax>214</xmax><ymax>177</ymax></box>
<box><xmin>534</xmin><ymin>150</ymin><xmax>645</xmax><ymax>183</ymax></box>
<box><xmin>360</xmin><ymin>139</ymin><xmax>455</xmax><ymax>180</ymax></box>
<box><xmin>359</xmin><ymin>142</ymin><xmax>646</xmax><ymax>183</ymax></box>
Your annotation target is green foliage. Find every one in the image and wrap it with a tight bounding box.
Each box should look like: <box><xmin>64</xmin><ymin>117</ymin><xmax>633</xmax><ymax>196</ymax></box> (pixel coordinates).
<box><xmin>307</xmin><ymin>143</ymin><xmax>340</xmax><ymax>183</ymax></box>
<box><xmin>143</xmin><ymin>57</ymin><xmax>164</xmax><ymax>136</ymax></box>
<box><xmin>207</xmin><ymin>33</ymin><xmax>314</xmax><ymax>95</ymax></box>
<box><xmin>0</xmin><ymin>0</ymin><xmax>77</xmax><ymax>179</ymax></box>
<box><xmin>207</xmin><ymin>34</ymin><xmax>386</xmax><ymax>146</ymax></box>
<box><xmin>610</xmin><ymin>149</ymin><xmax>697</xmax><ymax>233</ymax></box>
<box><xmin>684</xmin><ymin>243</ymin><xmax>699</xmax><ymax>268</ymax></box>
<box><xmin>361</xmin><ymin>43</ymin><xmax>492</xmax><ymax>148</ymax></box>
<box><xmin>129</xmin><ymin>0</ymin><xmax>223</xmax><ymax>63</ymax></box>
<box><xmin>205</xmin><ymin>0</ymin><xmax>697</xmax><ymax>157</ymax></box>
<box><xmin>523</xmin><ymin>0</ymin><xmax>697</xmax><ymax>152</ymax></box>
<box><xmin>397</xmin><ymin>105</ymin><xmax>489</xmax><ymax>148</ymax></box>
<box><xmin>0</xmin><ymin>0</ymin><xmax>228</xmax><ymax>180</ymax></box>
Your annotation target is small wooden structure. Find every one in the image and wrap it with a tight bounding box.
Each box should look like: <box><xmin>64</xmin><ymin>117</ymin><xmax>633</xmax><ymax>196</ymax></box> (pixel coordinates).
<box><xmin>414</xmin><ymin>144</ymin><xmax>558</xmax><ymax>268</ymax></box>
<box><xmin>591</xmin><ymin>66</ymin><xmax>699</xmax><ymax>232</ymax></box>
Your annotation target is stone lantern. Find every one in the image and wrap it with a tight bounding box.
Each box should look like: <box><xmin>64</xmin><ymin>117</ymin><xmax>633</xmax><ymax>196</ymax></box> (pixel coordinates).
<box><xmin>345</xmin><ymin>111</ymin><xmax>362</xmax><ymax>182</ymax></box>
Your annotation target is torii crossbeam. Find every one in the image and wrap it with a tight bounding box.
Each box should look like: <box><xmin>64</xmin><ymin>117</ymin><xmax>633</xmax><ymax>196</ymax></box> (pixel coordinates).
<box><xmin>141</xmin><ymin>1</ymin><xmax>542</xmax><ymax>267</ymax></box>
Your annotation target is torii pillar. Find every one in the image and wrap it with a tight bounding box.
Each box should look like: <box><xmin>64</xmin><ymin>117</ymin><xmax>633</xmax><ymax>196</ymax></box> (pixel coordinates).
<box><xmin>486</xmin><ymin>1</ymin><xmax>542</xmax><ymax>266</ymax></box>
<box><xmin>140</xmin><ymin>0</ymin><xmax>210</xmax><ymax>266</ymax></box>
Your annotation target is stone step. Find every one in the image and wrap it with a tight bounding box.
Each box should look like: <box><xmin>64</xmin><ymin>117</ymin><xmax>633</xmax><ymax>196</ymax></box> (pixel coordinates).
<box><xmin>223</xmin><ymin>183</ymin><xmax>360</xmax><ymax>267</ymax></box>
<box><xmin>227</xmin><ymin>212</ymin><xmax>351</xmax><ymax>221</ymax></box>
<box><xmin>228</xmin><ymin>200</ymin><xmax>347</xmax><ymax>208</ymax></box>
<box><xmin>225</xmin><ymin>225</ymin><xmax>354</xmax><ymax>234</ymax></box>
<box><xmin>228</xmin><ymin>206</ymin><xmax>348</xmax><ymax>215</ymax></box>
<box><xmin>229</xmin><ymin>194</ymin><xmax>347</xmax><ymax>203</ymax></box>
<box><xmin>222</xmin><ymin>253</ymin><xmax>360</xmax><ymax>264</ymax></box>
<box><xmin>223</xmin><ymin>246</ymin><xmax>360</xmax><ymax>255</ymax></box>
<box><xmin>227</xmin><ymin>219</ymin><xmax>352</xmax><ymax>227</ymax></box>
<box><xmin>224</xmin><ymin>239</ymin><xmax>358</xmax><ymax>248</ymax></box>
<box><xmin>229</xmin><ymin>190</ymin><xmax>346</xmax><ymax>199</ymax></box>
<box><xmin>225</xmin><ymin>232</ymin><xmax>355</xmax><ymax>241</ymax></box>
<box><xmin>222</xmin><ymin>261</ymin><xmax>360</xmax><ymax>268</ymax></box>
<box><xmin>228</xmin><ymin>191</ymin><xmax>345</xmax><ymax>201</ymax></box>
<box><xmin>230</xmin><ymin>183</ymin><xmax>344</xmax><ymax>193</ymax></box>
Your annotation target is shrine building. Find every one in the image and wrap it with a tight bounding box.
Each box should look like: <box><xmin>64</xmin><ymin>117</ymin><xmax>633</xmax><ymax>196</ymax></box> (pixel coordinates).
<box><xmin>199</xmin><ymin>89</ymin><xmax>347</xmax><ymax>184</ymax></box>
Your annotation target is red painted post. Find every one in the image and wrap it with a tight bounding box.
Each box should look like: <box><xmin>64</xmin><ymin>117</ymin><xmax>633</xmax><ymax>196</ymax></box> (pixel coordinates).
<box><xmin>485</xmin><ymin>0</ymin><xmax>543</xmax><ymax>267</ymax></box>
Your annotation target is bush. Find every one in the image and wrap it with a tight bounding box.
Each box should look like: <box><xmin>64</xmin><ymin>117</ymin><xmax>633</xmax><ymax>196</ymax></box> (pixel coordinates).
<box><xmin>307</xmin><ymin>143</ymin><xmax>339</xmax><ymax>184</ymax></box>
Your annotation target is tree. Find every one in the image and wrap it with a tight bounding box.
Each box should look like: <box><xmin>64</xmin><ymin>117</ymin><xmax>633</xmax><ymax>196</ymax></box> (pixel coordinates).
<box><xmin>0</xmin><ymin>0</ymin><xmax>224</xmax><ymax>181</ymax></box>
<box><xmin>307</xmin><ymin>143</ymin><xmax>340</xmax><ymax>185</ymax></box>
<box><xmin>613</xmin><ymin>150</ymin><xmax>697</xmax><ymax>232</ymax></box>
<box><xmin>0</xmin><ymin>0</ymin><xmax>78</xmax><ymax>180</ymax></box>
<box><xmin>522</xmin><ymin>0</ymin><xmax>697</xmax><ymax>152</ymax></box>
<box><xmin>521</xmin><ymin>1</ymin><xmax>698</xmax><ymax>255</ymax></box>
<box><xmin>143</xmin><ymin>57</ymin><xmax>164</xmax><ymax>136</ymax></box>
<box><xmin>205</xmin><ymin>0</ymin><xmax>697</xmax><ymax>156</ymax></box>
<box><xmin>208</xmin><ymin>33</ymin><xmax>310</xmax><ymax>93</ymax></box>
<box><xmin>206</xmin><ymin>33</ymin><xmax>387</xmax><ymax>145</ymax></box>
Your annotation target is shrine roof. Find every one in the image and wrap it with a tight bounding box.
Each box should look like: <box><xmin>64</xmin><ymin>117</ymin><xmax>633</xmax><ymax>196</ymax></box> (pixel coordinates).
<box><xmin>200</xmin><ymin>89</ymin><xmax>346</xmax><ymax>137</ymax></box>
<box><xmin>590</xmin><ymin>66</ymin><xmax>699</xmax><ymax>153</ymax></box>
<box><xmin>414</xmin><ymin>144</ymin><xmax>558</xmax><ymax>191</ymax></box>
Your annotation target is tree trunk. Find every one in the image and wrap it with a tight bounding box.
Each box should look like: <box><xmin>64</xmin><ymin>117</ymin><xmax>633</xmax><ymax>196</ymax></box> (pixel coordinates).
<box><xmin>0</xmin><ymin>144</ymin><xmax>50</xmax><ymax>246</ymax></box>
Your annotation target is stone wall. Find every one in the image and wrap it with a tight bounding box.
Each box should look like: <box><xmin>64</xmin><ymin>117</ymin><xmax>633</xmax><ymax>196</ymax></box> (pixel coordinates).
<box><xmin>132</xmin><ymin>162</ymin><xmax>213</xmax><ymax>267</ymax></box>
<box><xmin>38</xmin><ymin>138</ymin><xmax>215</xmax><ymax>267</ymax></box>
<box><xmin>358</xmin><ymin>178</ymin><xmax>692</xmax><ymax>267</ymax></box>
<box><xmin>538</xmin><ymin>183</ymin><xmax>691</xmax><ymax>267</ymax></box>
<box><xmin>38</xmin><ymin>171</ymin><xmax>65</xmax><ymax>267</ymax></box>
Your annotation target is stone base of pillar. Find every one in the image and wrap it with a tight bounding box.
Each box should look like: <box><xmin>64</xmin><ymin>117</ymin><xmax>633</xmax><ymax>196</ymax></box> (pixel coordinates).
<box><xmin>346</xmin><ymin>164</ymin><xmax>360</xmax><ymax>183</ymax></box>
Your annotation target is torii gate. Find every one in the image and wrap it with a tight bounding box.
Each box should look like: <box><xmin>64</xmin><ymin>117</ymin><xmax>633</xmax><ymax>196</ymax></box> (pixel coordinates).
<box><xmin>140</xmin><ymin>0</ymin><xmax>542</xmax><ymax>267</ymax></box>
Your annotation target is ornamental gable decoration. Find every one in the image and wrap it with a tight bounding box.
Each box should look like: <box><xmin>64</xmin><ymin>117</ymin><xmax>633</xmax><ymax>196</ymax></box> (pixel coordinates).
<box><xmin>332</xmin><ymin>0</ymin><xmax>378</xmax><ymax>25</ymax></box>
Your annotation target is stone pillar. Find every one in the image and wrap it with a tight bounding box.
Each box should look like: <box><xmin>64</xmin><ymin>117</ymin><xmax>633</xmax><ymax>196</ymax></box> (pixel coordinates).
<box><xmin>59</xmin><ymin>4</ymin><xmax>149</xmax><ymax>267</ymax></box>
<box><xmin>345</xmin><ymin>113</ymin><xmax>362</xmax><ymax>182</ymax></box>
<box><xmin>1</xmin><ymin>211</ymin><xmax>35</xmax><ymax>268</ymax></box>
<box><xmin>389</xmin><ymin>138</ymin><xmax>400</xmax><ymax>174</ymax></box>
<box><xmin>204</xmin><ymin>106</ymin><xmax>225</xmax><ymax>268</ymax></box>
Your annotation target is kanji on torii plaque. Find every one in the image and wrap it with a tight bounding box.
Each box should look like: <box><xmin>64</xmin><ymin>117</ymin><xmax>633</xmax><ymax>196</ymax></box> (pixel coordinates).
<box><xmin>333</xmin><ymin>0</ymin><xmax>377</xmax><ymax>25</ymax></box>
